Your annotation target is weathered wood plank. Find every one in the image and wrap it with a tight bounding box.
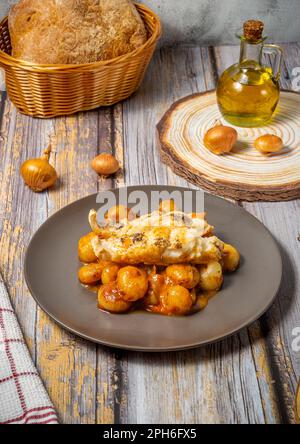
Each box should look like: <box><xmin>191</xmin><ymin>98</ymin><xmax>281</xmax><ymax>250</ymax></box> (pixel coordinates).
<box><xmin>0</xmin><ymin>41</ymin><xmax>298</xmax><ymax>424</ymax></box>
<box><xmin>122</xmin><ymin>46</ymin><xmax>273</xmax><ymax>424</ymax></box>
<box><xmin>34</xmin><ymin>111</ymin><xmax>99</xmax><ymax>424</ymax></box>
<box><xmin>213</xmin><ymin>42</ymin><xmax>300</xmax><ymax>423</ymax></box>
<box><xmin>0</xmin><ymin>100</ymin><xmax>120</xmax><ymax>423</ymax></box>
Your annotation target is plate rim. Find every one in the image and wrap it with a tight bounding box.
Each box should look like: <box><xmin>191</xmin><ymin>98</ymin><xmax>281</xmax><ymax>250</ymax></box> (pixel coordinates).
<box><xmin>24</xmin><ymin>185</ymin><xmax>283</xmax><ymax>352</ymax></box>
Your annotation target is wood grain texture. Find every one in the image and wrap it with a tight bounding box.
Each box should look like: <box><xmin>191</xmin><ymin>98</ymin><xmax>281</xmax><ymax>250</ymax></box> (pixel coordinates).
<box><xmin>2</xmin><ymin>0</ymin><xmax>300</xmax><ymax>45</ymax></box>
<box><xmin>0</xmin><ymin>43</ymin><xmax>299</xmax><ymax>424</ymax></box>
<box><xmin>213</xmin><ymin>42</ymin><xmax>300</xmax><ymax>423</ymax></box>
<box><xmin>122</xmin><ymin>46</ymin><xmax>282</xmax><ymax>424</ymax></box>
<box><xmin>34</xmin><ymin>111</ymin><xmax>99</xmax><ymax>424</ymax></box>
<box><xmin>158</xmin><ymin>90</ymin><xmax>300</xmax><ymax>201</ymax></box>
<box><xmin>296</xmin><ymin>380</ymin><xmax>300</xmax><ymax>423</ymax></box>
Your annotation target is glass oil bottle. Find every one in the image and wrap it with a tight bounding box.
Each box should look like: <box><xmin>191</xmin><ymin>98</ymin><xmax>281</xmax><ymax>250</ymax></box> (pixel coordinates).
<box><xmin>217</xmin><ymin>20</ymin><xmax>283</xmax><ymax>127</ymax></box>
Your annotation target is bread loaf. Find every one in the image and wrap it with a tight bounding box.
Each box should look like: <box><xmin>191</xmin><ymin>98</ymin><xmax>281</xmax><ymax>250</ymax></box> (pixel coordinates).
<box><xmin>8</xmin><ymin>0</ymin><xmax>147</xmax><ymax>64</ymax></box>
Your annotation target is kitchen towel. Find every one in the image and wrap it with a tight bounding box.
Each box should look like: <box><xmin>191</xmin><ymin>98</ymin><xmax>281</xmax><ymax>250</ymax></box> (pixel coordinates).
<box><xmin>0</xmin><ymin>273</ymin><xmax>58</xmax><ymax>424</ymax></box>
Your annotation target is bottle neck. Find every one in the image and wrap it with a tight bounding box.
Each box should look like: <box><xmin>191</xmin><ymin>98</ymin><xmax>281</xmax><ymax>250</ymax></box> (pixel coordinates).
<box><xmin>239</xmin><ymin>39</ymin><xmax>262</xmax><ymax>67</ymax></box>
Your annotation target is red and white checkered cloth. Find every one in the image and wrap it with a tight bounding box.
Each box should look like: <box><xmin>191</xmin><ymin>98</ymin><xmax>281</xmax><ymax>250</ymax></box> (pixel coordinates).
<box><xmin>0</xmin><ymin>274</ymin><xmax>58</xmax><ymax>424</ymax></box>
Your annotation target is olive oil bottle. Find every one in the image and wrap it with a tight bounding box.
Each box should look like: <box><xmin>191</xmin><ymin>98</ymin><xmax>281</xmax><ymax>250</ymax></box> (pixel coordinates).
<box><xmin>217</xmin><ymin>20</ymin><xmax>283</xmax><ymax>127</ymax></box>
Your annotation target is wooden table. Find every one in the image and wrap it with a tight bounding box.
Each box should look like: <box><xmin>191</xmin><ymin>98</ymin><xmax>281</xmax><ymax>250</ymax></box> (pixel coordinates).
<box><xmin>0</xmin><ymin>43</ymin><xmax>299</xmax><ymax>424</ymax></box>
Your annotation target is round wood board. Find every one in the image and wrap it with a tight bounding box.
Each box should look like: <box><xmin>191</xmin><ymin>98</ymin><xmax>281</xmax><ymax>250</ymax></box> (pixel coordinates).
<box><xmin>157</xmin><ymin>90</ymin><xmax>300</xmax><ymax>201</ymax></box>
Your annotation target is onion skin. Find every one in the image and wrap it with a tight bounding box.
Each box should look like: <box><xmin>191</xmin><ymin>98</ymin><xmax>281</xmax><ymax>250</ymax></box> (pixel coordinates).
<box><xmin>20</xmin><ymin>149</ymin><xmax>57</xmax><ymax>192</ymax></box>
<box><xmin>91</xmin><ymin>153</ymin><xmax>120</xmax><ymax>176</ymax></box>
<box><xmin>254</xmin><ymin>135</ymin><xmax>283</xmax><ymax>154</ymax></box>
<box><xmin>204</xmin><ymin>125</ymin><xmax>238</xmax><ymax>155</ymax></box>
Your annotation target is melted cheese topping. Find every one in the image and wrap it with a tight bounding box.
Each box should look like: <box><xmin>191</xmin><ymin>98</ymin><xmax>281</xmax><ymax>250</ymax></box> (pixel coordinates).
<box><xmin>89</xmin><ymin>209</ymin><xmax>222</xmax><ymax>265</ymax></box>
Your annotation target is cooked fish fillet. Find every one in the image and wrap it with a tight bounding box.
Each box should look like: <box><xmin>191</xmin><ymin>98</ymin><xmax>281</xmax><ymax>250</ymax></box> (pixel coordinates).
<box><xmin>89</xmin><ymin>209</ymin><xmax>223</xmax><ymax>265</ymax></box>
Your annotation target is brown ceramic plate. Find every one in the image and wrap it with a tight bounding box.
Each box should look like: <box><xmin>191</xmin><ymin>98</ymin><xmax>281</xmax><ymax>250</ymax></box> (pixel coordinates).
<box><xmin>24</xmin><ymin>186</ymin><xmax>282</xmax><ymax>352</ymax></box>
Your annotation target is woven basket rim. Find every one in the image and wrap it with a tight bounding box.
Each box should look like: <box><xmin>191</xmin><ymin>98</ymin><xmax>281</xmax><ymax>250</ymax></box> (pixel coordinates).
<box><xmin>0</xmin><ymin>2</ymin><xmax>162</xmax><ymax>72</ymax></box>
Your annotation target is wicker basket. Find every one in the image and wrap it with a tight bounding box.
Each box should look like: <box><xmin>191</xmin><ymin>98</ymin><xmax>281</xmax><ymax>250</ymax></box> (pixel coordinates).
<box><xmin>0</xmin><ymin>3</ymin><xmax>161</xmax><ymax>118</ymax></box>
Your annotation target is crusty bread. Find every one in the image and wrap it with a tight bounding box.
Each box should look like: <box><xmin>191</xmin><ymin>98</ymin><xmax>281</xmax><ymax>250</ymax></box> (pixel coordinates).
<box><xmin>8</xmin><ymin>0</ymin><xmax>147</xmax><ymax>64</ymax></box>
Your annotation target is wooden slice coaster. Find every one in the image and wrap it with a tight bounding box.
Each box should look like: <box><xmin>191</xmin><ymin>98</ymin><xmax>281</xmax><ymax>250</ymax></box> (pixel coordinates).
<box><xmin>157</xmin><ymin>90</ymin><xmax>300</xmax><ymax>201</ymax></box>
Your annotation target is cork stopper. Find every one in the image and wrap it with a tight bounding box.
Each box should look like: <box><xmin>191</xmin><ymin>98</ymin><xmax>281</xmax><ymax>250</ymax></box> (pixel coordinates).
<box><xmin>243</xmin><ymin>20</ymin><xmax>264</xmax><ymax>42</ymax></box>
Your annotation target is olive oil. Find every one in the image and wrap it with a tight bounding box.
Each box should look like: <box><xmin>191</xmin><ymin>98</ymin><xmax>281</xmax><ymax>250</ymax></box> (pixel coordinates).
<box><xmin>217</xmin><ymin>20</ymin><xmax>283</xmax><ymax>127</ymax></box>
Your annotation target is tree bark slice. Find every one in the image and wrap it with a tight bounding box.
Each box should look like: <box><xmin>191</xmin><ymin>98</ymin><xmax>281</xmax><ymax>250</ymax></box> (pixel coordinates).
<box><xmin>157</xmin><ymin>90</ymin><xmax>300</xmax><ymax>201</ymax></box>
